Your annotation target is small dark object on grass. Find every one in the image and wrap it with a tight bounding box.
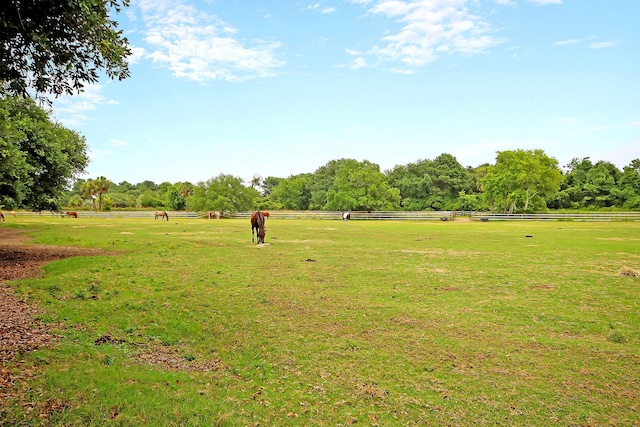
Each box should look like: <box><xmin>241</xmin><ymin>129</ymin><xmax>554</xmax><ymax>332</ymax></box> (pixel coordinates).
<box><xmin>481</xmin><ymin>218</ymin><xmax>489</xmax><ymax>222</ymax></box>
<box><xmin>304</xmin><ymin>258</ymin><xmax>316</xmax><ymax>262</ymax></box>
<box><xmin>525</xmin><ymin>235</ymin><xmax>533</xmax><ymax>238</ymax></box>
<box><xmin>619</xmin><ymin>267</ymin><xmax>639</xmax><ymax>278</ymax></box>
<box><xmin>95</xmin><ymin>335</ymin><xmax>126</xmax><ymax>345</ymax></box>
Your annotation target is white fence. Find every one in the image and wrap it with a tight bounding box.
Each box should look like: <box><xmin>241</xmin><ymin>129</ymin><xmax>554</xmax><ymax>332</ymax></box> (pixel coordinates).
<box><xmin>470</xmin><ymin>212</ymin><xmax>640</xmax><ymax>222</ymax></box>
<box><xmin>232</xmin><ymin>211</ymin><xmax>455</xmax><ymax>220</ymax></box>
<box><xmin>8</xmin><ymin>211</ymin><xmax>201</xmax><ymax>219</ymax></box>
<box><xmin>6</xmin><ymin>210</ymin><xmax>639</xmax><ymax>221</ymax></box>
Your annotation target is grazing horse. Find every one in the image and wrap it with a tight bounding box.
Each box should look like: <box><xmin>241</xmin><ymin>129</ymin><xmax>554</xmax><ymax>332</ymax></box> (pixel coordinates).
<box><xmin>155</xmin><ymin>210</ymin><xmax>169</xmax><ymax>221</ymax></box>
<box><xmin>207</xmin><ymin>210</ymin><xmax>221</xmax><ymax>220</ymax></box>
<box><xmin>251</xmin><ymin>211</ymin><xmax>266</xmax><ymax>244</ymax></box>
<box><xmin>65</xmin><ymin>211</ymin><xmax>78</xmax><ymax>218</ymax></box>
<box><xmin>342</xmin><ymin>209</ymin><xmax>351</xmax><ymax>223</ymax></box>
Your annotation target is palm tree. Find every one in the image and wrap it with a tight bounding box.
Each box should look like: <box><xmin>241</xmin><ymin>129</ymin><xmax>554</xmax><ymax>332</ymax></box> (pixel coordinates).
<box><xmin>93</xmin><ymin>176</ymin><xmax>110</xmax><ymax>211</ymax></box>
<box><xmin>80</xmin><ymin>181</ymin><xmax>98</xmax><ymax>210</ymax></box>
<box><xmin>179</xmin><ymin>182</ymin><xmax>194</xmax><ymax>211</ymax></box>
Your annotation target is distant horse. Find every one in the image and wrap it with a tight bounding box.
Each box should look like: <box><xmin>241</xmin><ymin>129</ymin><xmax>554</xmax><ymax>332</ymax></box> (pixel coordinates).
<box><xmin>0</xmin><ymin>212</ymin><xmax>4</xmax><ymax>222</ymax></box>
<box><xmin>251</xmin><ymin>211</ymin><xmax>266</xmax><ymax>244</ymax></box>
<box><xmin>155</xmin><ymin>210</ymin><xmax>169</xmax><ymax>221</ymax></box>
<box><xmin>207</xmin><ymin>210</ymin><xmax>221</xmax><ymax>220</ymax></box>
<box><xmin>342</xmin><ymin>209</ymin><xmax>351</xmax><ymax>223</ymax></box>
<box><xmin>66</xmin><ymin>211</ymin><xmax>78</xmax><ymax>218</ymax></box>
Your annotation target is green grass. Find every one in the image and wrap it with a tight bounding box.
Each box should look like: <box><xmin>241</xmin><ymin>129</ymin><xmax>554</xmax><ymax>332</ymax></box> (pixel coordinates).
<box><xmin>2</xmin><ymin>217</ymin><xmax>639</xmax><ymax>426</ymax></box>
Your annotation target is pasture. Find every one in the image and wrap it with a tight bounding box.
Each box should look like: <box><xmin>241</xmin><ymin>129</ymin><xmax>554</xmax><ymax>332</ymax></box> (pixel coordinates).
<box><xmin>1</xmin><ymin>216</ymin><xmax>639</xmax><ymax>426</ymax></box>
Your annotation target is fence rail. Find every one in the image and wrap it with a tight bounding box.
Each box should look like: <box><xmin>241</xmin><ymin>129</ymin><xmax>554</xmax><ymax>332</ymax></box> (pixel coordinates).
<box><xmin>7</xmin><ymin>211</ymin><xmax>201</xmax><ymax>219</ymax></box>
<box><xmin>232</xmin><ymin>211</ymin><xmax>455</xmax><ymax>220</ymax></box>
<box><xmin>5</xmin><ymin>210</ymin><xmax>639</xmax><ymax>222</ymax></box>
<box><xmin>470</xmin><ymin>212</ymin><xmax>640</xmax><ymax>221</ymax></box>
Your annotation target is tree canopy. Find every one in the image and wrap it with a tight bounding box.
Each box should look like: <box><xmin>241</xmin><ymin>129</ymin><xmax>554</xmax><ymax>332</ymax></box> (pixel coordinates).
<box><xmin>0</xmin><ymin>0</ymin><xmax>131</xmax><ymax>98</ymax></box>
<box><xmin>188</xmin><ymin>174</ymin><xmax>259</xmax><ymax>213</ymax></box>
<box><xmin>481</xmin><ymin>149</ymin><xmax>563</xmax><ymax>213</ymax></box>
<box><xmin>1</xmin><ymin>95</ymin><xmax>89</xmax><ymax>210</ymax></box>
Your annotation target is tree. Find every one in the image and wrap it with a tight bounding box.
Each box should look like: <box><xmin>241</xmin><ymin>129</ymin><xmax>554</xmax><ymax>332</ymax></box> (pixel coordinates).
<box><xmin>325</xmin><ymin>159</ymin><xmax>400</xmax><ymax>211</ymax></box>
<box><xmin>178</xmin><ymin>182</ymin><xmax>194</xmax><ymax>210</ymax></box>
<box><xmin>620</xmin><ymin>159</ymin><xmax>640</xmax><ymax>209</ymax></box>
<box><xmin>260</xmin><ymin>176</ymin><xmax>282</xmax><ymax>198</ymax></box>
<box><xmin>386</xmin><ymin>154</ymin><xmax>474</xmax><ymax>210</ymax></box>
<box><xmin>560</xmin><ymin>157</ymin><xmax>593</xmax><ymax>208</ymax></box>
<box><xmin>80</xmin><ymin>180</ymin><xmax>98</xmax><ymax>210</ymax></box>
<box><xmin>93</xmin><ymin>176</ymin><xmax>110</xmax><ymax>211</ymax></box>
<box><xmin>188</xmin><ymin>174</ymin><xmax>259</xmax><ymax>213</ymax></box>
<box><xmin>583</xmin><ymin>161</ymin><xmax>622</xmax><ymax>208</ymax></box>
<box><xmin>270</xmin><ymin>174</ymin><xmax>311</xmax><ymax>210</ymax></box>
<box><xmin>481</xmin><ymin>149</ymin><xmax>563</xmax><ymax>213</ymax></box>
<box><xmin>165</xmin><ymin>189</ymin><xmax>186</xmax><ymax>211</ymax></box>
<box><xmin>0</xmin><ymin>95</ymin><xmax>89</xmax><ymax>210</ymax></box>
<box><xmin>307</xmin><ymin>159</ymin><xmax>353</xmax><ymax>210</ymax></box>
<box><xmin>138</xmin><ymin>189</ymin><xmax>163</xmax><ymax>208</ymax></box>
<box><xmin>1</xmin><ymin>0</ymin><xmax>131</xmax><ymax>98</ymax></box>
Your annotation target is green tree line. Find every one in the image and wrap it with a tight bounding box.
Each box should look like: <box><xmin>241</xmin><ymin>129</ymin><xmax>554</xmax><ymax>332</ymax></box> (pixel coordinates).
<box><xmin>60</xmin><ymin>153</ymin><xmax>640</xmax><ymax>214</ymax></box>
<box><xmin>2</xmin><ymin>93</ymin><xmax>639</xmax><ymax>214</ymax></box>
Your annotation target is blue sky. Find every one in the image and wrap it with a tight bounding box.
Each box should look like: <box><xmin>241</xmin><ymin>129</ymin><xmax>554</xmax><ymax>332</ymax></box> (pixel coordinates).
<box><xmin>52</xmin><ymin>0</ymin><xmax>639</xmax><ymax>185</ymax></box>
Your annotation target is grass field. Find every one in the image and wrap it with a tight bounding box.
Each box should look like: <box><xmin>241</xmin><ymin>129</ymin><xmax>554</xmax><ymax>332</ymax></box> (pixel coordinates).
<box><xmin>1</xmin><ymin>216</ymin><xmax>639</xmax><ymax>426</ymax></box>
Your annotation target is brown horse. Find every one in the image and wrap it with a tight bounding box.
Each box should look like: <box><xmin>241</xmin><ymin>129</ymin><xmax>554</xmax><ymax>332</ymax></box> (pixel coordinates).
<box><xmin>251</xmin><ymin>211</ymin><xmax>266</xmax><ymax>244</ymax></box>
<box><xmin>207</xmin><ymin>210</ymin><xmax>221</xmax><ymax>220</ymax></box>
<box><xmin>65</xmin><ymin>211</ymin><xmax>78</xmax><ymax>218</ymax></box>
<box><xmin>0</xmin><ymin>212</ymin><xmax>4</xmax><ymax>222</ymax></box>
<box><xmin>155</xmin><ymin>210</ymin><xmax>169</xmax><ymax>221</ymax></box>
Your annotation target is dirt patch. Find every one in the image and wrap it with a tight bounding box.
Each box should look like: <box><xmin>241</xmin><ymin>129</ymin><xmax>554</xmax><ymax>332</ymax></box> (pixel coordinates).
<box><xmin>0</xmin><ymin>228</ymin><xmax>104</xmax><ymax>283</ymax></box>
<box><xmin>0</xmin><ymin>228</ymin><xmax>106</xmax><ymax>363</ymax></box>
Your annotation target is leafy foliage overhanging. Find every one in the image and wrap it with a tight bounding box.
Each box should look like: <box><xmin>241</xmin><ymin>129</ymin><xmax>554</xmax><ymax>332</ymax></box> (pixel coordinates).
<box><xmin>0</xmin><ymin>0</ymin><xmax>131</xmax><ymax>98</ymax></box>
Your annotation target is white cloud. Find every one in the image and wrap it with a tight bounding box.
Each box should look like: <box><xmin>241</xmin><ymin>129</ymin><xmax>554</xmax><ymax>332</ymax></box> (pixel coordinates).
<box><xmin>527</xmin><ymin>0</ymin><xmax>562</xmax><ymax>5</ymax></box>
<box><xmin>554</xmin><ymin>38</ymin><xmax>579</xmax><ymax>46</ymax></box>
<box><xmin>390</xmin><ymin>67</ymin><xmax>415</xmax><ymax>74</ymax></box>
<box><xmin>52</xmin><ymin>84</ymin><xmax>117</xmax><ymax>127</ymax></box>
<box><xmin>305</xmin><ymin>3</ymin><xmax>336</xmax><ymax>13</ymax></box>
<box><xmin>137</xmin><ymin>0</ymin><xmax>284</xmax><ymax>82</ymax></box>
<box><xmin>128</xmin><ymin>46</ymin><xmax>147</xmax><ymax>64</ymax></box>
<box><xmin>109</xmin><ymin>139</ymin><xmax>130</xmax><ymax>147</ymax></box>
<box><xmin>349</xmin><ymin>56</ymin><xmax>368</xmax><ymax>69</ymax></box>
<box><xmin>349</xmin><ymin>0</ymin><xmax>503</xmax><ymax>69</ymax></box>
<box><xmin>589</xmin><ymin>41</ymin><xmax>617</xmax><ymax>49</ymax></box>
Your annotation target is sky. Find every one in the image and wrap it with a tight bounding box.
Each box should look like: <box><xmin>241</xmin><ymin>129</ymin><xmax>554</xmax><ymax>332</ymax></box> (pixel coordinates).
<box><xmin>51</xmin><ymin>0</ymin><xmax>640</xmax><ymax>186</ymax></box>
